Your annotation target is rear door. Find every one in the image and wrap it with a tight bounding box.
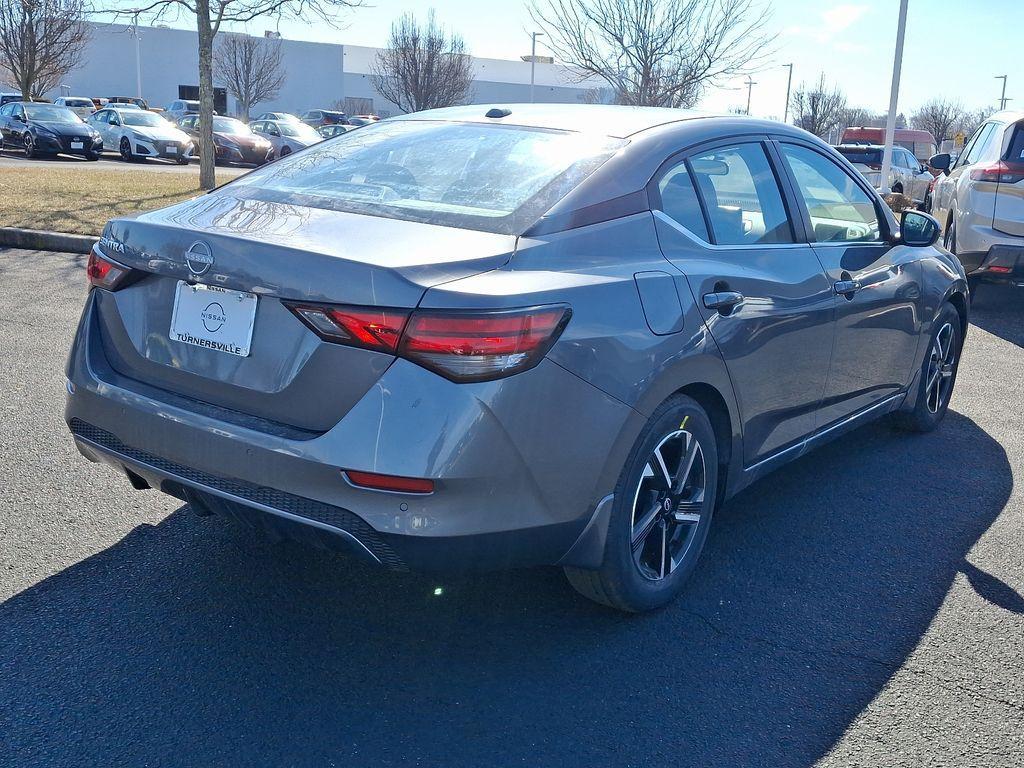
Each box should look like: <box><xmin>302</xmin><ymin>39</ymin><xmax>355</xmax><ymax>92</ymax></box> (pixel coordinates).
<box><xmin>775</xmin><ymin>140</ymin><xmax>922</xmax><ymax>427</ymax></box>
<box><xmin>993</xmin><ymin>121</ymin><xmax>1024</xmax><ymax>237</ymax></box>
<box><xmin>653</xmin><ymin>138</ymin><xmax>835</xmax><ymax>467</ymax></box>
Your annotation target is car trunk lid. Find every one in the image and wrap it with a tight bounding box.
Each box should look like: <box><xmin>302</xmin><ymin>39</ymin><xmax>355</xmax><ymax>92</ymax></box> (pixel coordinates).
<box><xmin>93</xmin><ymin>192</ymin><xmax>515</xmax><ymax>432</ymax></box>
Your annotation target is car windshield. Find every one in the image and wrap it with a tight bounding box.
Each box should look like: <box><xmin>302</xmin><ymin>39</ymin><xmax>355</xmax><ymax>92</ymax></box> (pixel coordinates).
<box><xmin>25</xmin><ymin>105</ymin><xmax>81</xmax><ymax>123</ymax></box>
<box><xmin>230</xmin><ymin>120</ymin><xmax>625</xmax><ymax>234</ymax></box>
<box><xmin>64</xmin><ymin>98</ymin><xmax>93</xmax><ymax>107</ymax></box>
<box><xmin>213</xmin><ymin>117</ymin><xmax>251</xmax><ymax>134</ymax></box>
<box><xmin>121</xmin><ymin>111</ymin><xmax>168</xmax><ymax>127</ymax></box>
<box><xmin>279</xmin><ymin>122</ymin><xmax>320</xmax><ymax>139</ymax></box>
<box><xmin>837</xmin><ymin>148</ymin><xmax>883</xmax><ymax>165</ymax></box>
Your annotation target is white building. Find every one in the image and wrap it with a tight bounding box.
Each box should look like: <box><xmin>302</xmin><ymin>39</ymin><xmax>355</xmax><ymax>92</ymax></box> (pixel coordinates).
<box><xmin>56</xmin><ymin>22</ymin><xmax>607</xmax><ymax>117</ymax></box>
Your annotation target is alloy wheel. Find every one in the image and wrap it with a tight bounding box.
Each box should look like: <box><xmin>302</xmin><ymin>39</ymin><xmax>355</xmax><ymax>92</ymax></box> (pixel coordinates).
<box><xmin>925</xmin><ymin>322</ymin><xmax>956</xmax><ymax>414</ymax></box>
<box><xmin>630</xmin><ymin>428</ymin><xmax>706</xmax><ymax>581</ymax></box>
<box><xmin>24</xmin><ymin>134</ymin><xmax>34</xmax><ymax>158</ymax></box>
<box><xmin>120</xmin><ymin>138</ymin><xmax>132</xmax><ymax>161</ymax></box>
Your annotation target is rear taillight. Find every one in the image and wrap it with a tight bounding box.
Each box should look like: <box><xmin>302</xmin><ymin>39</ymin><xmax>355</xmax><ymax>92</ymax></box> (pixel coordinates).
<box><xmin>86</xmin><ymin>248</ymin><xmax>134</xmax><ymax>290</ymax></box>
<box><xmin>969</xmin><ymin>161</ymin><xmax>1024</xmax><ymax>183</ymax></box>
<box><xmin>287</xmin><ymin>303</ymin><xmax>408</xmax><ymax>353</ymax></box>
<box><xmin>399</xmin><ymin>307</ymin><xmax>571</xmax><ymax>382</ymax></box>
<box><xmin>284</xmin><ymin>302</ymin><xmax>571</xmax><ymax>382</ymax></box>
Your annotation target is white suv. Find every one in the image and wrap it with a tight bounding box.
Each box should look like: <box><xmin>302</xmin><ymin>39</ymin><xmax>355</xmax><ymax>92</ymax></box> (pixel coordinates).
<box><xmin>930</xmin><ymin>111</ymin><xmax>1024</xmax><ymax>293</ymax></box>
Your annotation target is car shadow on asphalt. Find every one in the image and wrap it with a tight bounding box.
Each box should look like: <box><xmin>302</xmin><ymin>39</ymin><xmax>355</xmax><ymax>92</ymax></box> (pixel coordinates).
<box><xmin>0</xmin><ymin>413</ymin><xmax>1014</xmax><ymax>767</ymax></box>
<box><xmin>970</xmin><ymin>284</ymin><xmax>1024</xmax><ymax>349</ymax></box>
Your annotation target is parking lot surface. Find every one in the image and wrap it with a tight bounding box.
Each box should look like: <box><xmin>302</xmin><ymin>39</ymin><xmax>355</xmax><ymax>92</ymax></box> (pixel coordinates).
<box><xmin>1</xmin><ymin>248</ymin><xmax>1022</xmax><ymax>767</ymax></box>
<box><xmin>0</xmin><ymin>149</ymin><xmax>248</xmax><ymax>177</ymax></box>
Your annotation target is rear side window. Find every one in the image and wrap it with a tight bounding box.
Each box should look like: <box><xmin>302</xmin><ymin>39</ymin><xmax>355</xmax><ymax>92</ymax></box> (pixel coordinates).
<box><xmin>657</xmin><ymin>162</ymin><xmax>710</xmax><ymax>241</ymax></box>
<box><xmin>688</xmin><ymin>143</ymin><xmax>793</xmax><ymax>245</ymax></box>
<box><xmin>1005</xmin><ymin>124</ymin><xmax>1024</xmax><ymax>161</ymax></box>
<box><xmin>779</xmin><ymin>144</ymin><xmax>882</xmax><ymax>243</ymax></box>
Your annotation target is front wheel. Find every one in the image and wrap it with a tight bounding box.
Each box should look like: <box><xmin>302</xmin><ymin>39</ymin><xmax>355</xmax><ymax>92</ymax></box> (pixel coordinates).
<box><xmin>564</xmin><ymin>395</ymin><xmax>718</xmax><ymax>612</ymax></box>
<box><xmin>24</xmin><ymin>133</ymin><xmax>37</xmax><ymax>159</ymax></box>
<box><xmin>119</xmin><ymin>137</ymin><xmax>134</xmax><ymax>162</ymax></box>
<box><xmin>892</xmin><ymin>303</ymin><xmax>962</xmax><ymax>433</ymax></box>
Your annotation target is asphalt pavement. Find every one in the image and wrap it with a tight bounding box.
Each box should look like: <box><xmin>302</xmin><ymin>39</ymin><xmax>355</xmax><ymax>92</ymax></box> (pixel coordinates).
<box><xmin>1</xmin><ymin>248</ymin><xmax>1022</xmax><ymax>767</ymax></box>
<box><xmin>0</xmin><ymin>148</ymin><xmax>248</xmax><ymax>176</ymax></box>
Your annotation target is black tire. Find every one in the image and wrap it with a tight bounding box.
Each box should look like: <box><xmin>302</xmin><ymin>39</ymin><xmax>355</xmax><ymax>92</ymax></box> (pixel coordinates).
<box><xmin>119</xmin><ymin>137</ymin><xmax>134</xmax><ymax>162</ymax></box>
<box><xmin>892</xmin><ymin>302</ymin><xmax>962</xmax><ymax>433</ymax></box>
<box><xmin>564</xmin><ymin>395</ymin><xmax>719</xmax><ymax>612</ymax></box>
<box><xmin>85</xmin><ymin>152</ymin><xmax>99</xmax><ymax>161</ymax></box>
<box><xmin>24</xmin><ymin>133</ymin><xmax>37</xmax><ymax>159</ymax></box>
<box><xmin>176</xmin><ymin>155</ymin><xmax>190</xmax><ymax>165</ymax></box>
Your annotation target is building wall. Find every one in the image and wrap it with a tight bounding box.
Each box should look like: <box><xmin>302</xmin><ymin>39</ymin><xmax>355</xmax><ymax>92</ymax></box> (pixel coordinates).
<box><xmin>59</xmin><ymin>23</ymin><xmax>605</xmax><ymax>117</ymax></box>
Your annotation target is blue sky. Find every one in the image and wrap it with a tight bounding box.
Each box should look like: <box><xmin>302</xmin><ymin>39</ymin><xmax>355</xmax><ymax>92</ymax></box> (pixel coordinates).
<box><xmin>230</xmin><ymin>0</ymin><xmax>1017</xmax><ymax>117</ymax></box>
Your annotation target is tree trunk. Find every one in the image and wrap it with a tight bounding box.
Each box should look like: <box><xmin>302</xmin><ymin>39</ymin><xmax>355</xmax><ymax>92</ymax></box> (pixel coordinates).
<box><xmin>196</xmin><ymin>1</ymin><xmax>216</xmax><ymax>190</ymax></box>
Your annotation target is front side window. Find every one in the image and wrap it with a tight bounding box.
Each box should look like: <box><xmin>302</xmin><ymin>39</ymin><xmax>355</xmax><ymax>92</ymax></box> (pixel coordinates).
<box><xmin>687</xmin><ymin>143</ymin><xmax>793</xmax><ymax>245</ymax></box>
<box><xmin>229</xmin><ymin>119</ymin><xmax>625</xmax><ymax>234</ymax></box>
<box><xmin>779</xmin><ymin>144</ymin><xmax>882</xmax><ymax>243</ymax></box>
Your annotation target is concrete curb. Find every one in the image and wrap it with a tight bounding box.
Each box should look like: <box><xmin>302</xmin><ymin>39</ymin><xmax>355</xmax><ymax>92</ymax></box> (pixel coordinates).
<box><xmin>0</xmin><ymin>227</ymin><xmax>95</xmax><ymax>255</ymax></box>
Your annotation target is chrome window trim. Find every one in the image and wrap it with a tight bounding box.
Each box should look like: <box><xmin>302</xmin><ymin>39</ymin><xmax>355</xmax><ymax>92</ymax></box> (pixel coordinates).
<box><xmin>652</xmin><ymin>209</ymin><xmax>811</xmax><ymax>252</ymax></box>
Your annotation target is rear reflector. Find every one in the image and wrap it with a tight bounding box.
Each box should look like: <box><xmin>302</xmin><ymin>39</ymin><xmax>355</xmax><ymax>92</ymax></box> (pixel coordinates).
<box><xmin>285</xmin><ymin>301</ymin><xmax>571</xmax><ymax>382</ymax></box>
<box><xmin>344</xmin><ymin>470</ymin><xmax>434</xmax><ymax>494</ymax></box>
<box><xmin>86</xmin><ymin>247</ymin><xmax>134</xmax><ymax>290</ymax></box>
<box><xmin>988</xmin><ymin>265</ymin><xmax>1012</xmax><ymax>274</ymax></box>
<box><xmin>969</xmin><ymin>161</ymin><xmax>1024</xmax><ymax>184</ymax></box>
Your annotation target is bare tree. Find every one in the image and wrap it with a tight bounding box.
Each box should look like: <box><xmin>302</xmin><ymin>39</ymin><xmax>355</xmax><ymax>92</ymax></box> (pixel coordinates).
<box><xmin>910</xmin><ymin>99</ymin><xmax>965</xmax><ymax>147</ymax></box>
<box><xmin>959</xmin><ymin>106</ymin><xmax>996</xmax><ymax>141</ymax></box>
<box><xmin>0</xmin><ymin>0</ymin><xmax>90</xmax><ymax>100</ymax></box>
<box><xmin>790</xmin><ymin>73</ymin><xmax>846</xmax><ymax>139</ymax></box>
<box><xmin>100</xmin><ymin>0</ymin><xmax>360</xmax><ymax>190</ymax></box>
<box><xmin>528</xmin><ymin>0</ymin><xmax>774</xmax><ymax>108</ymax></box>
<box><xmin>214</xmin><ymin>33</ymin><xmax>285</xmax><ymax>120</ymax></box>
<box><xmin>370</xmin><ymin>11</ymin><xmax>473</xmax><ymax>114</ymax></box>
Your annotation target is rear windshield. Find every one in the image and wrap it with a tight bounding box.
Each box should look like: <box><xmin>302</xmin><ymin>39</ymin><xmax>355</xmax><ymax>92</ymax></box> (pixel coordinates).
<box><xmin>229</xmin><ymin>120</ymin><xmax>625</xmax><ymax>234</ymax></box>
<box><xmin>64</xmin><ymin>98</ymin><xmax>93</xmax><ymax>107</ymax></box>
<box><xmin>837</xmin><ymin>147</ymin><xmax>883</xmax><ymax>165</ymax></box>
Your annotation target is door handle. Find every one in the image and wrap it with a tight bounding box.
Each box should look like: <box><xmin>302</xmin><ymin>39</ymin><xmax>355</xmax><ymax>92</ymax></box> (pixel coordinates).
<box><xmin>703</xmin><ymin>290</ymin><xmax>744</xmax><ymax>312</ymax></box>
<box><xmin>834</xmin><ymin>279</ymin><xmax>862</xmax><ymax>296</ymax></box>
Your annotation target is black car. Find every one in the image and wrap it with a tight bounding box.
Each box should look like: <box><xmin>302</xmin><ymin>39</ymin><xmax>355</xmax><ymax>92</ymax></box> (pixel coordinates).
<box><xmin>0</xmin><ymin>101</ymin><xmax>103</xmax><ymax>160</ymax></box>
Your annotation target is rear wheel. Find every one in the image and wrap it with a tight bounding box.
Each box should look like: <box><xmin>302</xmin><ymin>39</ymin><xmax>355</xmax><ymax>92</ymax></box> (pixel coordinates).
<box><xmin>564</xmin><ymin>395</ymin><xmax>718</xmax><ymax>612</ymax></box>
<box><xmin>893</xmin><ymin>303</ymin><xmax>962</xmax><ymax>433</ymax></box>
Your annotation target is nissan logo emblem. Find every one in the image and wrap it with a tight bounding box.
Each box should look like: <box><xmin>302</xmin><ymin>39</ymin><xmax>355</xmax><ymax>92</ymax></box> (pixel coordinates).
<box><xmin>185</xmin><ymin>241</ymin><xmax>214</xmax><ymax>276</ymax></box>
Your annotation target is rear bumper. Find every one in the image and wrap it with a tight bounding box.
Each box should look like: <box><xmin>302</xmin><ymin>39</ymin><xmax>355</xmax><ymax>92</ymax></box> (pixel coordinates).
<box><xmin>65</xmin><ymin>291</ymin><xmax>639</xmax><ymax>570</ymax></box>
<box><xmin>961</xmin><ymin>242</ymin><xmax>1024</xmax><ymax>285</ymax></box>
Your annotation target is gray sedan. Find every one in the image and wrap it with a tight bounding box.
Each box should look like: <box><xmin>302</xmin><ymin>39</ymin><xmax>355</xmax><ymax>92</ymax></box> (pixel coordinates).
<box><xmin>65</xmin><ymin>105</ymin><xmax>968</xmax><ymax>612</ymax></box>
<box><xmin>250</xmin><ymin>118</ymin><xmax>322</xmax><ymax>157</ymax></box>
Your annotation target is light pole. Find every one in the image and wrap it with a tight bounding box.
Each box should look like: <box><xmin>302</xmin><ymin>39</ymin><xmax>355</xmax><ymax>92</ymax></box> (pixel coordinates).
<box><xmin>130</xmin><ymin>14</ymin><xmax>143</xmax><ymax>99</ymax></box>
<box><xmin>996</xmin><ymin>75</ymin><xmax>1008</xmax><ymax>110</ymax></box>
<box><xmin>745</xmin><ymin>76</ymin><xmax>757</xmax><ymax>116</ymax></box>
<box><xmin>879</xmin><ymin>0</ymin><xmax>909</xmax><ymax>196</ymax></box>
<box><xmin>782</xmin><ymin>63</ymin><xmax>793</xmax><ymax>123</ymax></box>
<box><xmin>530</xmin><ymin>32</ymin><xmax>543</xmax><ymax>104</ymax></box>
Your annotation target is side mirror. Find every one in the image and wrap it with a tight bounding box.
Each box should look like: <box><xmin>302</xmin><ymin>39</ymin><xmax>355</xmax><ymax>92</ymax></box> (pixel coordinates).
<box><xmin>16</xmin><ymin>113</ymin><xmax>26</xmax><ymax>123</ymax></box>
<box><xmin>900</xmin><ymin>210</ymin><xmax>941</xmax><ymax>247</ymax></box>
<box><xmin>929</xmin><ymin>153</ymin><xmax>951</xmax><ymax>174</ymax></box>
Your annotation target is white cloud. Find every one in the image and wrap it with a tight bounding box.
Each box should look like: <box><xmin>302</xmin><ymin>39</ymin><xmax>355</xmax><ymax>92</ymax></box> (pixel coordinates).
<box><xmin>784</xmin><ymin>3</ymin><xmax>870</xmax><ymax>45</ymax></box>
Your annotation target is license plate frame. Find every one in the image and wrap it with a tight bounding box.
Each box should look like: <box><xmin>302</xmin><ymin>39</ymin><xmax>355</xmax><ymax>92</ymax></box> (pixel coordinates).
<box><xmin>169</xmin><ymin>281</ymin><xmax>258</xmax><ymax>357</ymax></box>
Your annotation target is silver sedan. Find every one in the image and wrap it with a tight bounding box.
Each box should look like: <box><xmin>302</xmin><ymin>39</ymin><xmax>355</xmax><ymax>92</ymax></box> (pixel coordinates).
<box><xmin>249</xmin><ymin>119</ymin><xmax>322</xmax><ymax>158</ymax></box>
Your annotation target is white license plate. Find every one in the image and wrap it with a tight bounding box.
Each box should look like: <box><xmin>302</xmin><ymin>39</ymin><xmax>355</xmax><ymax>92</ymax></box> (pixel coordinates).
<box><xmin>169</xmin><ymin>281</ymin><xmax>258</xmax><ymax>357</ymax></box>
<box><xmin>166</xmin><ymin>146</ymin><xmax>177</xmax><ymax>154</ymax></box>
<box><xmin>70</xmin><ymin>141</ymin><xmax>84</xmax><ymax>149</ymax></box>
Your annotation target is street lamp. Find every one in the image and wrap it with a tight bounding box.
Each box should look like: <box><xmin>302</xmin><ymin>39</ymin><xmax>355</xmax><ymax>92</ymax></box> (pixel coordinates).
<box><xmin>879</xmin><ymin>0</ymin><xmax>909</xmax><ymax>196</ymax></box>
<box><xmin>996</xmin><ymin>75</ymin><xmax>1009</xmax><ymax>110</ymax></box>
<box><xmin>529</xmin><ymin>32</ymin><xmax>544</xmax><ymax>104</ymax></box>
<box><xmin>782</xmin><ymin>63</ymin><xmax>793</xmax><ymax>123</ymax></box>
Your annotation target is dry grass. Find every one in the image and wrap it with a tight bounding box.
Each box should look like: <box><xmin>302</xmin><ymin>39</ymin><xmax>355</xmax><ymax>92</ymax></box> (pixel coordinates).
<box><xmin>0</xmin><ymin>166</ymin><xmax>221</xmax><ymax>236</ymax></box>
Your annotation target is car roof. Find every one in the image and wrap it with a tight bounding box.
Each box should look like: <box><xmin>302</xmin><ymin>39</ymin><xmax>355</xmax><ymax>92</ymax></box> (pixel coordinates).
<box><xmin>990</xmin><ymin>109</ymin><xmax>1024</xmax><ymax>125</ymax></box>
<box><xmin>394</xmin><ymin>103</ymin><xmax>727</xmax><ymax>138</ymax></box>
<box><xmin>835</xmin><ymin>144</ymin><xmax>886</xmax><ymax>150</ymax></box>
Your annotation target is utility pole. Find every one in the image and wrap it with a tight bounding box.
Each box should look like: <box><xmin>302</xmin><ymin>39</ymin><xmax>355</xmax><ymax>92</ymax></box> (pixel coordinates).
<box><xmin>880</xmin><ymin>0</ymin><xmax>908</xmax><ymax>196</ymax></box>
<box><xmin>782</xmin><ymin>63</ymin><xmax>793</xmax><ymax>123</ymax></box>
<box><xmin>745</xmin><ymin>76</ymin><xmax>756</xmax><ymax>116</ymax></box>
<box><xmin>996</xmin><ymin>75</ymin><xmax>1008</xmax><ymax>110</ymax></box>
<box><xmin>131</xmin><ymin>14</ymin><xmax>143</xmax><ymax>99</ymax></box>
<box><xmin>530</xmin><ymin>32</ymin><xmax>543</xmax><ymax>104</ymax></box>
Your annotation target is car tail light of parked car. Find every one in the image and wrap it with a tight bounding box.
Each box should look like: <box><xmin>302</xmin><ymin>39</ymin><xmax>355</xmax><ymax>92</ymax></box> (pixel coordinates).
<box><xmin>86</xmin><ymin>248</ymin><xmax>135</xmax><ymax>290</ymax></box>
<box><xmin>969</xmin><ymin>160</ymin><xmax>1024</xmax><ymax>184</ymax></box>
<box><xmin>285</xmin><ymin>302</ymin><xmax>571</xmax><ymax>382</ymax></box>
